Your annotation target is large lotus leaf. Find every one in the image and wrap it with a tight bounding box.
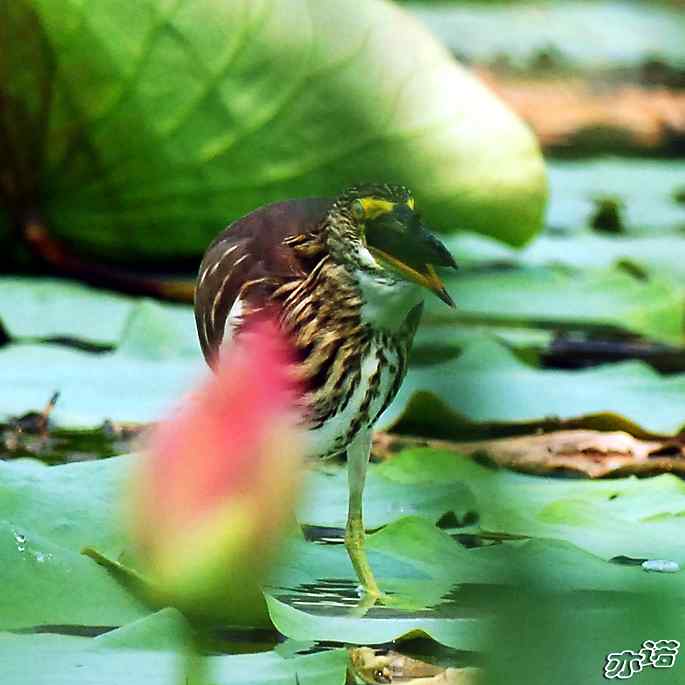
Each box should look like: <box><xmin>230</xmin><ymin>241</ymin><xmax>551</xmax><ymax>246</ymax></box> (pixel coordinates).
<box><xmin>525</xmin><ymin>233</ymin><xmax>685</xmax><ymax>290</ymax></box>
<box><xmin>0</xmin><ymin>456</ymin><xmax>128</xmax><ymax>557</ymax></box>
<box><xmin>0</xmin><ymin>343</ymin><xmax>202</xmax><ymax>426</ymax></box>
<box><xmin>379</xmin><ymin>337</ymin><xmax>685</xmax><ymax>438</ymax></box>
<box><xmin>0</xmin><ymin>289</ymin><xmax>200</xmax><ymax>425</ymax></box>
<box><xmin>115</xmin><ymin>296</ymin><xmax>200</xmax><ymax>359</ymax></box>
<box><xmin>0</xmin><ymin>452</ymin><xmax>474</xmax><ymax>634</ymax></box>
<box><xmin>379</xmin><ymin>449</ymin><xmax>685</xmax><ymax>563</ymax></box>
<box><xmin>0</xmin><ymin>451</ymin><xmax>258</xmax><ymax>630</ymax></box>
<box><xmin>0</xmin><ymin>456</ymin><xmax>264</xmax><ymax>630</ymax></box>
<box><xmin>429</xmin><ymin>266</ymin><xmax>684</xmax><ymax>345</ymax></box>
<box><xmin>409</xmin><ymin>1</ymin><xmax>685</xmax><ymax>70</ymax></box>
<box><xmin>0</xmin><ymin>276</ymin><xmax>201</xmax><ymax>355</ymax></box>
<box><xmin>0</xmin><ymin>456</ymin><xmax>158</xmax><ymax>630</ymax></box>
<box><xmin>0</xmin><ymin>610</ymin><xmax>348</xmax><ymax>685</ymax></box>
<box><xmin>449</xmin><ymin>229</ymin><xmax>685</xmax><ymax>287</ymax></box>
<box><xmin>0</xmin><ymin>454</ymin><xmax>484</xmax><ymax>646</ymax></box>
<box><xmin>4</xmin><ymin>450</ymin><xmax>685</xmax><ymax>654</ymax></box>
<box><xmin>298</xmin><ymin>462</ymin><xmax>476</xmax><ymax>530</ymax></box>
<box><xmin>546</xmin><ymin>160</ymin><xmax>685</xmax><ymax>234</ymax></box>
<box><xmin>412</xmin><ymin>323</ymin><xmax>553</xmax><ymax>364</ymax></box>
<box><xmin>485</xmin><ymin>595</ymin><xmax>685</xmax><ymax>685</ymax></box>
<box><xmin>0</xmin><ymin>518</ymin><xmax>149</xmax><ymax>629</ymax></box>
<box><xmin>447</xmin><ymin>160</ymin><xmax>685</xmax><ymax>262</ymax></box>
<box><xmin>2</xmin><ymin>0</ymin><xmax>545</xmax><ymax>262</ymax></box>
<box><xmin>0</xmin><ymin>278</ymin><xmax>135</xmax><ymax>345</ymax></box>
<box><xmin>0</xmin><ymin>457</ymin><xmax>149</xmax><ymax>629</ymax></box>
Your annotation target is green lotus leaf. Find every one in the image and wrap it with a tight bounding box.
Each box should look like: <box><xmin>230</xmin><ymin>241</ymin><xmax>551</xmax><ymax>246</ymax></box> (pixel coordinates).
<box><xmin>0</xmin><ymin>343</ymin><xmax>202</xmax><ymax>426</ymax></box>
<box><xmin>2</xmin><ymin>0</ymin><xmax>545</xmax><ymax>264</ymax></box>
<box><xmin>447</xmin><ymin>159</ymin><xmax>685</xmax><ymax>285</ymax></box>
<box><xmin>298</xmin><ymin>463</ymin><xmax>476</xmax><ymax>530</ymax></box>
<box><xmin>380</xmin><ymin>337</ymin><xmax>685</xmax><ymax>438</ymax></box>
<box><xmin>0</xmin><ymin>457</ymin><xmax>149</xmax><ymax>630</ymax></box>
<box><xmin>545</xmin><ymin>160</ymin><xmax>685</xmax><ymax>234</ymax></box>
<box><xmin>267</xmin><ymin>448</ymin><xmax>685</xmax><ymax>648</ymax></box>
<box><xmin>449</xmin><ymin>230</ymin><xmax>685</xmax><ymax>289</ymax></box>
<box><xmin>430</xmin><ymin>266</ymin><xmax>684</xmax><ymax>346</ymax></box>
<box><xmin>0</xmin><ymin>610</ymin><xmax>348</xmax><ymax>685</ymax></box>
<box><xmin>380</xmin><ymin>449</ymin><xmax>685</xmax><ymax>562</ymax></box>
<box><xmin>0</xmin><ymin>278</ymin><xmax>135</xmax><ymax>345</ymax></box>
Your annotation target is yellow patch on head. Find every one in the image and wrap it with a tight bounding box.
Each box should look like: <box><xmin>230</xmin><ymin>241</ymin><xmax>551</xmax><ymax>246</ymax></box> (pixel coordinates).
<box><xmin>407</xmin><ymin>197</ymin><xmax>415</xmax><ymax>210</ymax></box>
<box><xmin>359</xmin><ymin>198</ymin><xmax>395</xmax><ymax>220</ymax></box>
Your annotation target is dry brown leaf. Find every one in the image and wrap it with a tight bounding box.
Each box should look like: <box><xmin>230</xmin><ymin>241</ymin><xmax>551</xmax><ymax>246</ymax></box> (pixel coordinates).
<box><xmin>348</xmin><ymin>647</ymin><xmax>482</xmax><ymax>684</ymax></box>
<box><xmin>373</xmin><ymin>430</ymin><xmax>685</xmax><ymax>478</ymax></box>
<box><xmin>386</xmin><ymin>651</ymin><xmax>442</xmax><ymax>681</ymax></box>
<box><xmin>401</xmin><ymin>668</ymin><xmax>482</xmax><ymax>685</ymax></box>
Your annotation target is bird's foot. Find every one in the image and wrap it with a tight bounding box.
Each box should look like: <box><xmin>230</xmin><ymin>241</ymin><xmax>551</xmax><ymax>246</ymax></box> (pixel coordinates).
<box><xmin>345</xmin><ymin>517</ymin><xmax>383</xmax><ymax>599</ymax></box>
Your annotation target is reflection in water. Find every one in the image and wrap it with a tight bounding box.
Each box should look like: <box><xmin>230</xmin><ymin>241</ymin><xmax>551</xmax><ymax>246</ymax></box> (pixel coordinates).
<box><xmin>273</xmin><ymin>579</ymin><xmax>380</xmax><ymax>617</ymax></box>
<box><xmin>271</xmin><ymin>577</ymin><xmax>494</xmax><ymax>622</ymax></box>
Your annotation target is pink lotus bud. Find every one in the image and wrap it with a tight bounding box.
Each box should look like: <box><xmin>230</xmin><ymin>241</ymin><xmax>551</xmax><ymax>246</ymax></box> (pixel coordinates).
<box><xmin>129</xmin><ymin>317</ymin><xmax>304</xmax><ymax>624</ymax></box>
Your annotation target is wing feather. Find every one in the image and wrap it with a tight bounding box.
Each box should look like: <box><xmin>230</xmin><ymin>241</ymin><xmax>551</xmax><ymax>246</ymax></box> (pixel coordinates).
<box><xmin>194</xmin><ymin>198</ymin><xmax>332</xmax><ymax>366</ymax></box>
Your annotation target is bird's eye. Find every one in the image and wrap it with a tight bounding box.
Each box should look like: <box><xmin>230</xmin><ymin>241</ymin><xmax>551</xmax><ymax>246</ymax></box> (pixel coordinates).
<box><xmin>351</xmin><ymin>200</ymin><xmax>365</xmax><ymax>221</ymax></box>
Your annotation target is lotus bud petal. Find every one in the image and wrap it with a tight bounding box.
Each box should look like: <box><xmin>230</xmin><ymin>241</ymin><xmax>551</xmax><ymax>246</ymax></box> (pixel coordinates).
<box><xmin>129</xmin><ymin>317</ymin><xmax>304</xmax><ymax>624</ymax></box>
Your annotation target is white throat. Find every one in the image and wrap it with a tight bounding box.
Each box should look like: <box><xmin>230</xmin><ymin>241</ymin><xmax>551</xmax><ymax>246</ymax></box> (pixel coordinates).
<box><xmin>357</xmin><ymin>269</ymin><xmax>423</xmax><ymax>333</ymax></box>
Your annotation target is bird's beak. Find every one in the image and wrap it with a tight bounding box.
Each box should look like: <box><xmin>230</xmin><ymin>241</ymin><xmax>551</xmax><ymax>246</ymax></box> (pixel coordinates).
<box><xmin>367</xmin><ymin>249</ymin><xmax>455</xmax><ymax>306</ymax></box>
<box><xmin>365</xmin><ymin>204</ymin><xmax>457</xmax><ymax>307</ymax></box>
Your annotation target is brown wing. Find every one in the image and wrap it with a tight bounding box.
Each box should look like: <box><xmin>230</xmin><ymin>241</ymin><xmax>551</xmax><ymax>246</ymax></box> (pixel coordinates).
<box><xmin>194</xmin><ymin>198</ymin><xmax>333</xmax><ymax>367</ymax></box>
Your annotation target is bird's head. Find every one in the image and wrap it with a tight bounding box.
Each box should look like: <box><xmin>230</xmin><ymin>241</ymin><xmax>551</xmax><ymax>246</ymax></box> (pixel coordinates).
<box><xmin>327</xmin><ymin>183</ymin><xmax>457</xmax><ymax>306</ymax></box>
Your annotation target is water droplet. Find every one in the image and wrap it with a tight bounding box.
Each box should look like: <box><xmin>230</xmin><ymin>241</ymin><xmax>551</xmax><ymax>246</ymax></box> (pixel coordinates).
<box><xmin>13</xmin><ymin>531</ymin><xmax>26</xmax><ymax>552</ymax></box>
<box><xmin>642</xmin><ymin>559</ymin><xmax>680</xmax><ymax>573</ymax></box>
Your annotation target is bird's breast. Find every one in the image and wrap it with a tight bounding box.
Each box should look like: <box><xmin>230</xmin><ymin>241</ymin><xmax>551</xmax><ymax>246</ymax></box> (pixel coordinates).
<box><xmin>303</xmin><ymin>333</ymin><xmax>407</xmax><ymax>460</ymax></box>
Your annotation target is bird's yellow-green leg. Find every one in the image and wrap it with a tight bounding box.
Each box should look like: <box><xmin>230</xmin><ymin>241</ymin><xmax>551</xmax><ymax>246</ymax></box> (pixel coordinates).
<box><xmin>345</xmin><ymin>429</ymin><xmax>381</xmax><ymax>597</ymax></box>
